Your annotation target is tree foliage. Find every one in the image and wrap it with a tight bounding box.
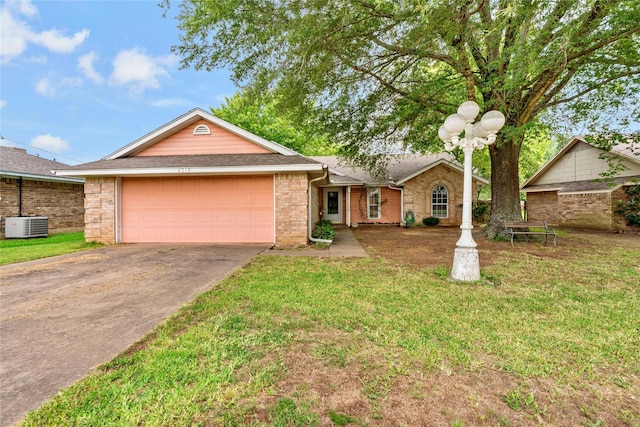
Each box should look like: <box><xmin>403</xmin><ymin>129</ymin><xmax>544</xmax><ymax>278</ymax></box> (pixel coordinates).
<box><xmin>211</xmin><ymin>90</ymin><xmax>337</xmax><ymax>155</ymax></box>
<box><xmin>164</xmin><ymin>0</ymin><xmax>640</xmax><ymax>236</ymax></box>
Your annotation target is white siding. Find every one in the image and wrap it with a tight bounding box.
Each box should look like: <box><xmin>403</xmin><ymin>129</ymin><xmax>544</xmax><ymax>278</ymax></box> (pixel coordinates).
<box><xmin>536</xmin><ymin>141</ymin><xmax>640</xmax><ymax>185</ymax></box>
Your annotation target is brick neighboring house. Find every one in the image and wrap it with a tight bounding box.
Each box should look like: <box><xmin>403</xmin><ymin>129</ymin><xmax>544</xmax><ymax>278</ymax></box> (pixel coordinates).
<box><xmin>521</xmin><ymin>135</ymin><xmax>640</xmax><ymax>231</ymax></box>
<box><xmin>312</xmin><ymin>155</ymin><xmax>488</xmax><ymax>227</ymax></box>
<box><xmin>54</xmin><ymin>109</ymin><xmax>486</xmax><ymax>246</ymax></box>
<box><xmin>0</xmin><ymin>146</ymin><xmax>85</xmax><ymax>238</ymax></box>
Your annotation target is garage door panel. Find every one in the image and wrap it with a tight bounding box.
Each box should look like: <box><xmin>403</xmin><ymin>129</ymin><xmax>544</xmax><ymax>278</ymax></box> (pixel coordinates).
<box><xmin>122</xmin><ymin>176</ymin><xmax>274</xmax><ymax>243</ymax></box>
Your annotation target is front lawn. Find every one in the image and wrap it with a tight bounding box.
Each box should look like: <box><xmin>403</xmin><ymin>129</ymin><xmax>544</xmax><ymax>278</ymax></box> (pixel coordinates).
<box><xmin>21</xmin><ymin>231</ymin><xmax>640</xmax><ymax>426</ymax></box>
<box><xmin>0</xmin><ymin>232</ymin><xmax>102</xmax><ymax>265</ymax></box>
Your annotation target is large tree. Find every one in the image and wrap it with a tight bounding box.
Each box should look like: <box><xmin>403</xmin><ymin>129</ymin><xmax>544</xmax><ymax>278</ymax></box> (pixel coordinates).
<box><xmin>164</xmin><ymin>0</ymin><xmax>640</xmax><ymax>237</ymax></box>
<box><xmin>212</xmin><ymin>90</ymin><xmax>338</xmax><ymax>155</ymax></box>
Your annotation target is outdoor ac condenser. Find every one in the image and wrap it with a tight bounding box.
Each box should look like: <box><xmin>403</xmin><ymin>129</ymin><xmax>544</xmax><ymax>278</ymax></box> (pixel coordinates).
<box><xmin>5</xmin><ymin>217</ymin><xmax>49</xmax><ymax>238</ymax></box>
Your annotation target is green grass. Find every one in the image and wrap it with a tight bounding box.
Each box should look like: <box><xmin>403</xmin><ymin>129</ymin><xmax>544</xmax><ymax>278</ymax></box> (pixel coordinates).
<box><xmin>0</xmin><ymin>232</ymin><xmax>102</xmax><ymax>265</ymax></box>
<box><xmin>20</xmin><ymin>237</ymin><xmax>640</xmax><ymax>426</ymax></box>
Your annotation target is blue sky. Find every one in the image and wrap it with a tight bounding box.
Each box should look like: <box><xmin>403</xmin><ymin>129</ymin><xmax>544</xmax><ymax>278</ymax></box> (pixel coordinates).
<box><xmin>1</xmin><ymin>0</ymin><xmax>237</xmax><ymax>164</ymax></box>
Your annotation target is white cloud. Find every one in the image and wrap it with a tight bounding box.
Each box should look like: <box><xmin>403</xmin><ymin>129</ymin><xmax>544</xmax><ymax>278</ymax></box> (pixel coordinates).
<box><xmin>78</xmin><ymin>52</ymin><xmax>104</xmax><ymax>85</ymax></box>
<box><xmin>30</xmin><ymin>28</ymin><xmax>89</xmax><ymax>54</ymax></box>
<box><xmin>35</xmin><ymin>78</ymin><xmax>55</xmax><ymax>97</ymax></box>
<box><xmin>109</xmin><ymin>48</ymin><xmax>170</xmax><ymax>94</ymax></box>
<box><xmin>31</xmin><ymin>134</ymin><xmax>70</xmax><ymax>152</ymax></box>
<box><xmin>151</xmin><ymin>98</ymin><xmax>191</xmax><ymax>108</ymax></box>
<box><xmin>35</xmin><ymin>76</ymin><xmax>82</xmax><ymax>98</ymax></box>
<box><xmin>0</xmin><ymin>100</ymin><xmax>6</xmax><ymax>109</ymax></box>
<box><xmin>0</xmin><ymin>0</ymin><xmax>89</xmax><ymax>63</ymax></box>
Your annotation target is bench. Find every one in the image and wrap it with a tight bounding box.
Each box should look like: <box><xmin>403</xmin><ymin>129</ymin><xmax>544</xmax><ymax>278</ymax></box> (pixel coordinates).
<box><xmin>504</xmin><ymin>221</ymin><xmax>557</xmax><ymax>246</ymax></box>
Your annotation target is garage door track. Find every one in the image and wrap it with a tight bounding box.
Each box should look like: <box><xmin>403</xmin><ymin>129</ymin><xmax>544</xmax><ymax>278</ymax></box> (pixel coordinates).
<box><xmin>0</xmin><ymin>243</ymin><xmax>269</xmax><ymax>426</ymax></box>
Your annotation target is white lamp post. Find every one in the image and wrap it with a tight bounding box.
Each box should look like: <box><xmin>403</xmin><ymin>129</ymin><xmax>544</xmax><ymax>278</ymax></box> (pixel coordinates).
<box><xmin>438</xmin><ymin>101</ymin><xmax>505</xmax><ymax>281</ymax></box>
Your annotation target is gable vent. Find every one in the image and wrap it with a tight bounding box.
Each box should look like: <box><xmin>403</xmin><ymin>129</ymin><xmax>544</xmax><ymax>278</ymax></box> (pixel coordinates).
<box><xmin>193</xmin><ymin>124</ymin><xmax>211</xmax><ymax>135</ymax></box>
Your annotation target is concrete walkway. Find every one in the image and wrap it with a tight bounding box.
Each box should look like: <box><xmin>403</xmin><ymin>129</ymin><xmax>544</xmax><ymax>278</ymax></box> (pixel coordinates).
<box><xmin>264</xmin><ymin>226</ymin><xmax>368</xmax><ymax>258</ymax></box>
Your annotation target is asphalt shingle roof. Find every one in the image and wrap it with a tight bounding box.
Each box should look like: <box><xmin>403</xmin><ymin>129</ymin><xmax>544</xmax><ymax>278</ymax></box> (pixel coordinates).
<box><xmin>0</xmin><ymin>146</ymin><xmax>80</xmax><ymax>181</ymax></box>
<box><xmin>56</xmin><ymin>153</ymin><xmax>322</xmax><ymax>171</ymax></box>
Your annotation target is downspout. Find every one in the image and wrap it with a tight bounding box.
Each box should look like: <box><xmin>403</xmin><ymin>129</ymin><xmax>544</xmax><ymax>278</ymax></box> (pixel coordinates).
<box><xmin>18</xmin><ymin>177</ymin><xmax>23</xmax><ymax>216</ymax></box>
<box><xmin>346</xmin><ymin>186</ymin><xmax>351</xmax><ymax>227</ymax></box>
<box><xmin>309</xmin><ymin>167</ymin><xmax>332</xmax><ymax>244</ymax></box>
<box><xmin>388</xmin><ymin>184</ymin><xmax>403</xmax><ymax>226</ymax></box>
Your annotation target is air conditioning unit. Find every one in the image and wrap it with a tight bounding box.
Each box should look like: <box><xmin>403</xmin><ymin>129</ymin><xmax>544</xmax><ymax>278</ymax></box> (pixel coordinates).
<box><xmin>5</xmin><ymin>217</ymin><xmax>49</xmax><ymax>238</ymax></box>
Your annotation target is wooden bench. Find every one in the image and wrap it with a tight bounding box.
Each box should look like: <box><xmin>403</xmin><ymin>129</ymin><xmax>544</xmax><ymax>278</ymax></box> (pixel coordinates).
<box><xmin>504</xmin><ymin>221</ymin><xmax>557</xmax><ymax>246</ymax></box>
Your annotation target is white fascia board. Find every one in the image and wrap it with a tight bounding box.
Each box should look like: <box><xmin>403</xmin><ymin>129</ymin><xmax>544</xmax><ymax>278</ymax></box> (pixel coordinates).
<box><xmin>520</xmin><ymin>186</ymin><xmax>563</xmax><ymax>193</ymax></box>
<box><xmin>107</xmin><ymin>108</ymin><xmax>300</xmax><ymax>159</ymax></box>
<box><xmin>559</xmin><ymin>187</ymin><xmax>621</xmax><ymax>195</ymax></box>
<box><xmin>54</xmin><ymin>163</ymin><xmax>324</xmax><ymax>177</ymax></box>
<box><xmin>1</xmin><ymin>170</ymin><xmax>85</xmax><ymax>183</ymax></box>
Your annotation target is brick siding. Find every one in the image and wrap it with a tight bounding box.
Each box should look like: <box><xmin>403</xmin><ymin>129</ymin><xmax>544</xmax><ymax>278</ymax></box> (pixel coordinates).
<box><xmin>525</xmin><ymin>191</ymin><xmax>560</xmax><ymax>223</ymax></box>
<box><xmin>84</xmin><ymin>177</ymin><xmax>116</xmax><ymax>243</ymax></box>
<box><xmin>275</xmin><ymin>172</ymin><xmax>308</xmax><ymax>247</ymax></box>
<box><xmin>526</xmin><ymin>188</ymin><xmax>633</xmax><ymax>231</ymax></box>
<box><xmin>0</xmin><ymin>177</ymin><xmax>84</xmax><ymax>237</ymax></box>
<box><xmin>402</xmin><ymin>164</ymin><xmax>480</xmax><ymax>226</ymax></box>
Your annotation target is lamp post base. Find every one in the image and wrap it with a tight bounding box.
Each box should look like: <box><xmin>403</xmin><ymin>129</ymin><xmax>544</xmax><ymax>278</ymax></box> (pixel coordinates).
<box><xmin>451</xmin><ymin>247</ymin><xmax>480</xmax><ymax>281</ymax></box>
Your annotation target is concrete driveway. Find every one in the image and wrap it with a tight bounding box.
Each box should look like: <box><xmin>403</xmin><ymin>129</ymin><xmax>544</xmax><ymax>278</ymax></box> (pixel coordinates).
<box><xmin>0</xmin><ymin>243</ymin><xmax>269</xmax><ymax>426</ymax></box>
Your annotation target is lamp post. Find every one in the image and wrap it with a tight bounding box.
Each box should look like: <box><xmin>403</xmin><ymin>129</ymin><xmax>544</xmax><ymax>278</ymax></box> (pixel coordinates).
<box><xmin>438</xmin><ymin>101</ymin><xmax>505</xmax><ymax>281</ymax></box>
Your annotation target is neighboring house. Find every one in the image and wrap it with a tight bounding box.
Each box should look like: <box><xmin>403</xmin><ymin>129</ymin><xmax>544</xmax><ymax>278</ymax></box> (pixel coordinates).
<box><xmin>521</xmin><ymin>135</ymin><xmax>640</xmax><ymax>231</ymax></box>
<box><xmin>54</xmin><ymin>108</ymin><xmax>487</xmax><ymax>246</ymax></box>
<box><xmin>311</xmin><ymin>155</ymin><xmax>488</xmax><ymax>227</ymax></box>
<box><xmin>0</xmin><ymin>146</ymin><xmax>85</xmax><ymax>238</ymax></box>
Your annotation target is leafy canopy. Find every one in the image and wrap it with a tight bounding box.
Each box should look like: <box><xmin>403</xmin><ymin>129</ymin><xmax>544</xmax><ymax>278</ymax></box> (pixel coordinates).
<box><xmin>164</xmin><ymin>0</ymin><xmax>640</xmax><ymax>234</ymax></box>
<box><xmin>212</xmin><ymin>90</ymin><xmax>337</xmax><ymax>155</ymax></box>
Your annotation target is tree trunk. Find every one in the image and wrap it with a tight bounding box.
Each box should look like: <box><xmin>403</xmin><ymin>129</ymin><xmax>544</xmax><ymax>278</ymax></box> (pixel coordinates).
<box><xmin>486</xmin><ymin>135</ymin><xmax>523</xmax><ymax>239</ymax></box>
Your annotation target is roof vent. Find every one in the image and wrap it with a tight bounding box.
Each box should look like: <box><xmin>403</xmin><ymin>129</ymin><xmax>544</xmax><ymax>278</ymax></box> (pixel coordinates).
<box><xmin>193</xmin><ymin>124</ymin><xmax>211</xmax><ymax>135</ymax></box>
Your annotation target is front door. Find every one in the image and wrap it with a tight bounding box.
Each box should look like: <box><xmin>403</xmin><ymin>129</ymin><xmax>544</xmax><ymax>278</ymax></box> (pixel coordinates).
<box><xmin>323</xmin><ymin>188</ymin><xmax>342</xmax><ymax>223</ymax></box>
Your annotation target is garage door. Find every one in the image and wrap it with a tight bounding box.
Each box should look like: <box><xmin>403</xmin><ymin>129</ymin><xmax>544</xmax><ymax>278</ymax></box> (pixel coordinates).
<box><xmin>121</xmin><ymin>176</ymin><xmax>274</xmax><ymax>243</ymax></box>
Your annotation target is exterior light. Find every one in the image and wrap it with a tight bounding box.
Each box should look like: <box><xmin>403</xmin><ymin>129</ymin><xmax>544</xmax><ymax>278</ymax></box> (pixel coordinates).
<box><xmin>438</xmin><ymin>101</ymin><xmax>506</xmax><ymax>281</ymax></box>
<box><xmin>480</xmin><ymin>110</ymin><xmax>506</xmax><ymax>132</ymax></box>
<box><xmin>443</xmin><ymin>113</ymin><xmax>467</xmax><ymax>135</ymax></box>
<box><xmin>457</xmin><ymin>101</ymin><xmax>480</xmax><ymax>121</ymax></box>
<box><xmin>438</xmin><ymin>125</ymin><xmax>452</xmax><ymax>143</ymax></box>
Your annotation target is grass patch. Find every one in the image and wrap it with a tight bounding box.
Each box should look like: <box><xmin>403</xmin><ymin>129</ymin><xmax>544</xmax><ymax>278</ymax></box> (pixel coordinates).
<box><xmin>0</xmin><ymin>232</ymin><xmax>102</xmax><ymax>265</ymax></box>
<box><xmin>21</xmin><ymin>236</ymin><xmax>640</xmax><ymax>426</ymax></box>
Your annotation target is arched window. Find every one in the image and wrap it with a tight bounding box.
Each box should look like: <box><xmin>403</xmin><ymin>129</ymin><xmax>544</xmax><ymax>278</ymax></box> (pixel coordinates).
<box><xmin>432</xmin><ymin>186</ymin><xmax>448</xmax><ymax>218</ymax></box>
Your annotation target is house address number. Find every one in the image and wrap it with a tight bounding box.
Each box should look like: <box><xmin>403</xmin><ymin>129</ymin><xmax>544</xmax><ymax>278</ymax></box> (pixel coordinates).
<box><xmin>177</xmin><ymin>168</ymin><xmax>191</xmax><ymax>173</ymax></box>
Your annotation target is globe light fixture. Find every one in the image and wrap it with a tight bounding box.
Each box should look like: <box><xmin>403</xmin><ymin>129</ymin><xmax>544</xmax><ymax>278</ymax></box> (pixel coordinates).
<box><xmin>439</xmin><ymin>101</ymin><xmax>505</xmax><ymax>281</ymax></box>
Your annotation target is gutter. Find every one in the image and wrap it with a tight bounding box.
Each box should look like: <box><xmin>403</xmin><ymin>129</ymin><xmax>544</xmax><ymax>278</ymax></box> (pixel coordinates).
<box><xmin>388</xmin><ymin>184</ymin><xmax>404</xmax><ymax>225</ymax></box>
<box><xmin>308</xmin><ymin>167</ymin><xmax>332</xmax><ymax>244</ymax></box>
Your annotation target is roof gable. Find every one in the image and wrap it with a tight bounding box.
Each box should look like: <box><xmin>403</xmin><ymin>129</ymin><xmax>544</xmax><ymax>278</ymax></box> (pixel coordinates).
<box><xmin>107</xmin><ymin>108</ymin><xmax>299</xmax><ymax>159</ymax></box>
<box><xmin>522</xmin><ymin>135</ymin><xmax>640</xmax><ymax>189</ymax></box>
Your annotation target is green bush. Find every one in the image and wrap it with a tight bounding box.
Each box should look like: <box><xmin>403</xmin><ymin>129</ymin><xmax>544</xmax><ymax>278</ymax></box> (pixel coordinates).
<box><xmin>616</xmin><ymin>185</ymin><xmax>640</xmax><ymax>227</ymax></box>
<box><xmin>312</xmin><ymin>219</ymin><xmax>335</xmax><ymax>240</ymax></box>
<box><xmin>422</xmin><ymin>216</ymin><xmax>440</xmax><ymax>226</ymax></box>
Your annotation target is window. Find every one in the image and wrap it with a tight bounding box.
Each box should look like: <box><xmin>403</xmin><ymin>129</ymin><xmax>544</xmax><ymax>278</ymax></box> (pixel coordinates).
<box><xmin>431</xmin><ymin>186</ymin><xmax>448</xmax><ymax>218</ymax></box>
<box><xmin>367</xmin><ymin>187</ymin><xmax>381</xmax><ymax>219</ymax></box>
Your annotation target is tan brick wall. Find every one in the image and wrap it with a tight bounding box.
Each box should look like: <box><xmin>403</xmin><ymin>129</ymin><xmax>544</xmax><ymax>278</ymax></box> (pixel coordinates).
<box><xmin>558</xmin><ymin>192</ymin><xmax>613</xmax><ymax>230</ymax></box>
<box><xmin>0</xmin><ymin>177</ymin><xmax>84</xmax><ymax>237</ymax></box>
<box><xmin>84</xmin><ymin>177</ymin><xmax>116</xmax><ymax>243</ymax></box>
<box><xmin>526</xmin><ymin>191</ymin><xmax>559</xmax><ymax>224</ymax></box>
<box><xmin>402</xmin><ymin>164</ymin><xmax>478</xmax><ymax>226</ymax></box>
<box><xmin>275</xmin><ymin>173</ymin><xmax>308</xmax><ymax>247</ymax></box>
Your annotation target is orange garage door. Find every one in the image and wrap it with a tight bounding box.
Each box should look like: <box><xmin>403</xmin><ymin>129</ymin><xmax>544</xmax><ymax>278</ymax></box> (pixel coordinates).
<box><xmin>121</xmin><ymin>176</ymin><xmax>274</xmax><ymax>243</ymax></box>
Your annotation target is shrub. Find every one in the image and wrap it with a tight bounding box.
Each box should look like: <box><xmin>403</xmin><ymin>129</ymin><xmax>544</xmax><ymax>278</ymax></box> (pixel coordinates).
<box><xmin>615</xmin><ymin>185</ymin><xmax>640</xmax><ymax>227</ymax></box>
<box><xmin>312</xmin><ymin>219</ymin><xmax>335</xmax><ymax>240</ymax></box>
<box><xmin>473</xmin><ymin>203</ymin><xmax>490</xmax><ymax>221</ymax></box>
<box><xmin>423</xmin><ymin>216</ymin><xmax>440</xmax><ymax>226</ymax></box>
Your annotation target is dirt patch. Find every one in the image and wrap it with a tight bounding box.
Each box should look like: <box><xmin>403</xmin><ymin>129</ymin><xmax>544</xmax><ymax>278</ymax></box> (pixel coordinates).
<box><xmin>351</xmin><ymin>225</ymin><xmax>639</xmax><ymax>268</ymax></box>
<box><xmin>243</xmin><ymin>330</ymin><xmax>638</xmax><ymax>426</ymax></box>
